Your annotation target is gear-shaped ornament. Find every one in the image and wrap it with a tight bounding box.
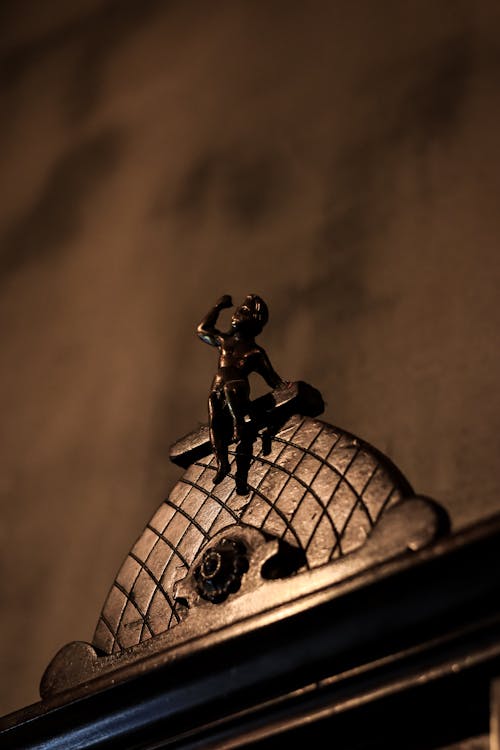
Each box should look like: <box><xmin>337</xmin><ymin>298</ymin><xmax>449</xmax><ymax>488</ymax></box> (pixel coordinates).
<box><xmin>193</xmin><ymin>537</ymin><xmax>249</xmax><ymax>603</ymax></box>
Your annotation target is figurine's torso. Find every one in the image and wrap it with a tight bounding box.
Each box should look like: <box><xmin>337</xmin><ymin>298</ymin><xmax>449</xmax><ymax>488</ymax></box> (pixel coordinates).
<box><xmin>214</xmin><ymin>334</ymin><xmax>263</xmax><ymax>386</ymax></box>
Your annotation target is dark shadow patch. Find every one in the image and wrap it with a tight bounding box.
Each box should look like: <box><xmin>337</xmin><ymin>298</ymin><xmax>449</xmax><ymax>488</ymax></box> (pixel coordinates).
<box><xmin>261</xmin><ymin>538</ymin><xmax>307</xmax><ymax>579</ymax></box>
<box><xmin>172</xmin><ymin>153</ymin><xmax>219</xmax><ymax>217</ymax></box>
<box><xmin>0</xmin><ymin>0</ymin><xmax>170</xmax><ymax>122</ymax></box>
<box><xmin>0</xmin><ymin>128</ymin><xmax>123</xmax><ymax>281</ymax></box>
<box><xmin>271</xmin><ymin>35</ymin><xmax>474</xmax><ymax>348</ymax></box>
<box><xmin>301</xmin><ymin>216</ymin><xmax>370</xmax><ymax>320</ymax></box>
<box><xmin>65</xmin><ymin>0</ymin><xmax>171</xmax><ymax>123</ymax></box>
<box><xmin>223</xmin><ymin>154</ymin><xmax>288</xmax><ymax>228</ymax></box>
<box><xmin>270</xmin><ymin>139</ymin><xmax>388</xmax><ymax>343</ymax></box>
<box><xmin>395</xmin><ymin>35</ymin><xmax>473</xmax><ymax>152</ymax></box>
<box><xmin>165</xmin><ymin>148</ymin><xmax>290</xmax><ymax>230</ymax></box>
<box><xmin>361</xmin><ymin>34</ymin><xmax>473</xmax><ymax>155</ymax></box>
<box><xmin>0</xmin><ymin>23</ymin><xmax>57</xmax><ymax>92</ymax></box>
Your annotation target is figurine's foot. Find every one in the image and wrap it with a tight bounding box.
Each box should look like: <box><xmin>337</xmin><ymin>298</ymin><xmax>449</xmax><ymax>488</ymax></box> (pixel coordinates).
<box><xmin>261</xmin><ymin>430</ymin><xmax>272</xmax><ymax>456</ymax></box>
<box><xmin>235</xmin><ymin>473</ymin><xmax>250</xmax><ymax>496</ymax></box>
<box><xmin>213</xmin><ymin>462</ymin><xmax>230</xmax><ymax>485</ymax></box>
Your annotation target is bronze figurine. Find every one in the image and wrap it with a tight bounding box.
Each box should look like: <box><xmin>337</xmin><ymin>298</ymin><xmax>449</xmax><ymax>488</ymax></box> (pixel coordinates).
<box><xmin>197</xmin><ymin>294</ymin><xmax>289</xmax><ymax>491</ymax></box>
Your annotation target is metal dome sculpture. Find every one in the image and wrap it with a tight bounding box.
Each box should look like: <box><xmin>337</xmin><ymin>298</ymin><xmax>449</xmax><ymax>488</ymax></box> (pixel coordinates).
<box><xmin>40</xmin><ymin>296</ymin><xmax>449</xmax><ymax>698</ymax></box>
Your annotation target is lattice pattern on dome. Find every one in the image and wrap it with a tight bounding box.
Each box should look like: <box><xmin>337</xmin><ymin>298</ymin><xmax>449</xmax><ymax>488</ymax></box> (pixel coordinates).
<box><xmin>93</xmin><ymin>416</ymin><xmax>411</xmax><ymax>655</ymax></box>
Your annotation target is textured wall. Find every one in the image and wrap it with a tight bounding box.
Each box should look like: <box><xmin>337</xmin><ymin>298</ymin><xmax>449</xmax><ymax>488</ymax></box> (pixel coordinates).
<box><xmin>1</xmin><ymin>0</ymin><xmax>499</xmax><ymax>718</ymax></box>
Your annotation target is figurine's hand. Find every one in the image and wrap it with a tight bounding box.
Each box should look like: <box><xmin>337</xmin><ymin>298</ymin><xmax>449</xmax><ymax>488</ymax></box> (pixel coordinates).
<box><xmin>216</xmin><ymin>294</ymin><xmax>233</xmax><ymax>309</ymax></box>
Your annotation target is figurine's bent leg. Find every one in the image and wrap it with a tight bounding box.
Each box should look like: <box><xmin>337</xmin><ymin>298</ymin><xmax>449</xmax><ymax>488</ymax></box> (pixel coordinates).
<box><xmin>235</xmin><ymin>435</ymin><xmax>253</xmax><ymax>495</ymax></box>
<box><xmin>208</xmin><ymin>390</ymin><xmax>230</xmax><ymax>484</ymax></box>
<box><xmin>224</xmin><ymin>380</ymin><xmax>251</xmax><ymax>443</ymax></box>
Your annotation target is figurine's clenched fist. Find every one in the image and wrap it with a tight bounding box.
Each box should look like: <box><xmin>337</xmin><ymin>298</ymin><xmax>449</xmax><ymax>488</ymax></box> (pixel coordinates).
<box><xmin>216</xmin><ymin>295</ymin><xmax>233</xmax><ymax>309</ymax></box>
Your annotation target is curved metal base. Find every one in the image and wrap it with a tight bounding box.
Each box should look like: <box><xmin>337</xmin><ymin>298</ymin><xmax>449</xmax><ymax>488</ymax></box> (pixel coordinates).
<box><xmin>40</xmin><ymin>495</ymin><xmax>447</xmax><ymax>697</ymax></box>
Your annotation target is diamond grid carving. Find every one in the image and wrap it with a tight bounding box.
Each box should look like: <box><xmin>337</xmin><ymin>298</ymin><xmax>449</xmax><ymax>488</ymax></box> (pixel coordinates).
<box><xmin>94</xmin><ymin>416</ymin><xmax>409</xmax><ymax>655</ymax></box>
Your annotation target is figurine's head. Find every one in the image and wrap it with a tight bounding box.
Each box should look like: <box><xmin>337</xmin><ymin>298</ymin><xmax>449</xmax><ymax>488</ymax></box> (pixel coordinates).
<box><xmin>231</xmin><ymin>295</ymin><xmax>269</xmax><ymax>336</ymax></box>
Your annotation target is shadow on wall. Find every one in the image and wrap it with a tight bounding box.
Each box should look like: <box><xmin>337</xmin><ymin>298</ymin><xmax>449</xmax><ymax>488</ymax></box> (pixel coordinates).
<box><xmin>0</xmin><ymin>129</ymin><xmax>123</xmax><ymax>283</ymax></box>
<box><xmin>0</xmin><ymin>0</ymin><xmax>167</xmax><ymax>122</ymax></box>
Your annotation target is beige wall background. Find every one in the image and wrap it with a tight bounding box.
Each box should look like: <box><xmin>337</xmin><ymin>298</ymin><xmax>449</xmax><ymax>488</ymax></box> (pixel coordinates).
<box><xmin>1</xmin><ymin>0</ymin><xmax>499</xmax><ymax>719</ymax></box>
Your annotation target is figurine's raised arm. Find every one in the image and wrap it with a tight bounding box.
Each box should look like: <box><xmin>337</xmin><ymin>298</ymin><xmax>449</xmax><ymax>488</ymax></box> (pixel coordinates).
<box><xmin>197</xmin><ymin>295</ymin><xmax>233</xmax><ymax>347</ymax></box>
